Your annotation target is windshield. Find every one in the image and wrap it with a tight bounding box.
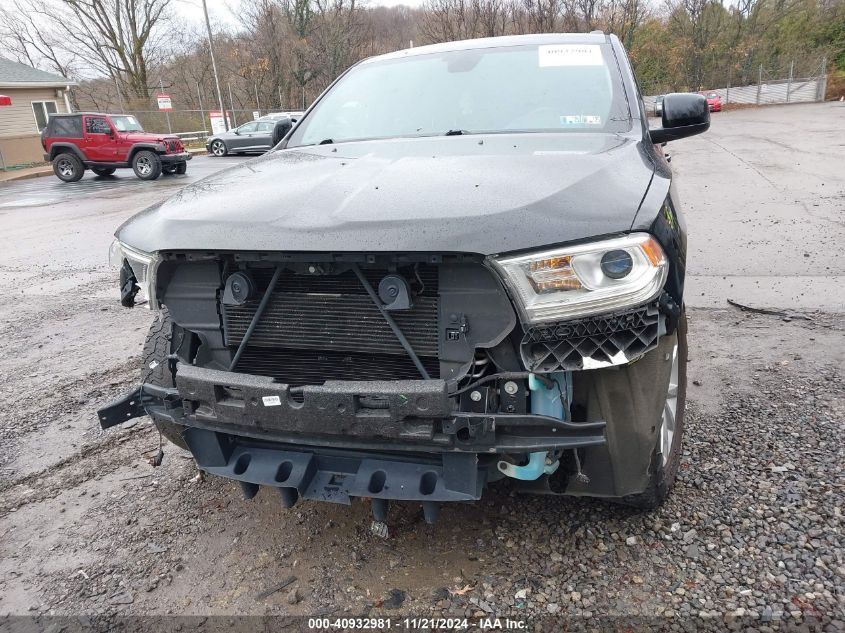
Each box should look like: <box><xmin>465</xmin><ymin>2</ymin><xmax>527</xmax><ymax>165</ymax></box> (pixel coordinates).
<box><xmin>288</xmin><ymin>42</ymin><xmax>630</xmax><ymax>147</ymax></box>
<box><xmin>111</xmin><ymin>115</ymin><xmax>144</xmax><ymax>132</ymax></box>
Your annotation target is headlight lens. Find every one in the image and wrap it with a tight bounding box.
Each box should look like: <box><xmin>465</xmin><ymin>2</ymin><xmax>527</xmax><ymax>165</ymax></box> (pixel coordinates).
<box><xmin>490</xmin><ymin>233</ymin><xmax>668</xmax><ymax>323</ymax></box>
<box><xmin>109</xmin><ymin>239</ymin><xmax>161</xmax><ymax>309</ymax></box>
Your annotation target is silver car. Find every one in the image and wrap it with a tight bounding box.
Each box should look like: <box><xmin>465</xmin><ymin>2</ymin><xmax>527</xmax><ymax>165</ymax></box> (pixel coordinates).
<box><xmin>206</xmin><ymin>120</ymin><xmax>278</xmax><ymax>156</ymax></box>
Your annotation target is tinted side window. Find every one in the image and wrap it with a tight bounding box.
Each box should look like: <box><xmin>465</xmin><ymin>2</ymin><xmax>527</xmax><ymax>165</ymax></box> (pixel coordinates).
<box><xmin>85</xmin><ymin>116</ymin><xmax>111</xmax><ymax>134</ymax></box>
<box><xmin>51</xmin><ymin>116</ymin><xmax>83</xmax><ymax>138</ymax></box>
<box><xmin>256</xmin><ymin>121</ymin><xmax>275</xmax><ymax>132</ymax></box>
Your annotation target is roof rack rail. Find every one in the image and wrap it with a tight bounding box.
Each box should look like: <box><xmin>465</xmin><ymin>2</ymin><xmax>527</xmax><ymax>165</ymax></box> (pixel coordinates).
<box><xmin>589</xmin><ymin>29</ymin><xmax>604</xmax><ymax>34</ymax></box>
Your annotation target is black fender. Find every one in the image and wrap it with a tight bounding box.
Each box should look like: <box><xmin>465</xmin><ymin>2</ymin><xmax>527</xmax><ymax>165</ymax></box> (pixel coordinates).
<box><xmin>127</xmin><ymin>143</ymin><xmax>165</xmax><ymax>164</ymax></box>
<box><xmin>48</xmin><ymin>143</ymin><xmax>85</xmax><ymax>162</ymax></box>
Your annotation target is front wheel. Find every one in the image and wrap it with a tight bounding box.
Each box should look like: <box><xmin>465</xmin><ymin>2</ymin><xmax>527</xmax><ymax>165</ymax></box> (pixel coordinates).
<box><xmin>175</xmin><ymin>161</ymin><xmax>187</xmax><ymax>174</ymax></box>
<box><xmin>132</xmin><ymin>150</ymin><xmax>162</xmax><ymax>180</ymax></box>
<box><xmin>210</xmin><ymin>140</ymin><xmax>227</xmax><ymax>157</ymax></box>
<box><xmin>620</xmin><ymin>311</ymin><xmax>688</xmax><ymax>509</ymax></box>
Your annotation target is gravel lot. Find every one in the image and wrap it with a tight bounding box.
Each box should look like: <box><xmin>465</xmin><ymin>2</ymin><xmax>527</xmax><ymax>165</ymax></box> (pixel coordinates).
<box><xmin>0</xmin><ymin>107</ymin><xmax>843</xmax><ymax>629</ymax></box>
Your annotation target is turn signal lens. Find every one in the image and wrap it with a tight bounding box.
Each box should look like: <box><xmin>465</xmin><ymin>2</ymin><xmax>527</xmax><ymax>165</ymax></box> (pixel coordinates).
<box><xmin>527</xmin><ymin>256</ymin><xmax>582</xmax><ymax>292</ymax></box>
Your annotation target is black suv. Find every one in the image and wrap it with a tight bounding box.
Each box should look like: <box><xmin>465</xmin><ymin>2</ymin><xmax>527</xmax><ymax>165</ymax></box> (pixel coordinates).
<box><xmin>100</xmin><ymin>33</ymin><xmax>709</xmax><ymax>523</ymax></box>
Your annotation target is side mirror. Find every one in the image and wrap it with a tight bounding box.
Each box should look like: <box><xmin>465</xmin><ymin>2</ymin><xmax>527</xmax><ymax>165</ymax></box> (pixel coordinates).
<box><xmin>649</xmin><ymin>93</ymin><xmax>709</xmax><ymax>144</ymax></box>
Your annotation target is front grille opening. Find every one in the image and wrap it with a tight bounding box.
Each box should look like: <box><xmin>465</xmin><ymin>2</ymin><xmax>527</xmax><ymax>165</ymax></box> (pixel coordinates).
<box><xmin>223</xmin><ymin>264</ymin><xmax>440</xmax><ymax>385</ymax></box>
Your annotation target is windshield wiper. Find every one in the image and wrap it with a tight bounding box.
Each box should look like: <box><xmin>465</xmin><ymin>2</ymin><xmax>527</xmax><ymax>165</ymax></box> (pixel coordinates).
<box><xmin>444</xmin><ymin>129</ymin><xmax>470</xmax><ymax>136</ymax></box>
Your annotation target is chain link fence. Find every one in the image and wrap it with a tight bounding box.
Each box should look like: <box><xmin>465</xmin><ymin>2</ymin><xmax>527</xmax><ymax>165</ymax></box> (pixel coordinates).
<box><xmin>114</xmin><ymin>107</ymin><xmax>302</xmax><ymax>142</ymax></box>
<box><xmin>640</xmin><ymin>58</ymin><xmax>829</xmax><ymax>114</ymax></box>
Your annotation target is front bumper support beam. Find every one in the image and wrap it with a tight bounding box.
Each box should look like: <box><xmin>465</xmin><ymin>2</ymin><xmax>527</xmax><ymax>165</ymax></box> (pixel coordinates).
<box><xmin>97</xmin><ymin>383</ymin><xmax>180</xmax><ymax>429</ymax></box>
<box><xmin>97</xmin><ymin>363</ymin><xmax>606</xmax><ymax>452</ymax></box>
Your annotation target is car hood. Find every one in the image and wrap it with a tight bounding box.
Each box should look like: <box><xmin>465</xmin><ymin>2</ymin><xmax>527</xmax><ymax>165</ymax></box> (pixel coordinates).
<box><xmin>122</xmin><ymin>132</ymin><xmax>178</xmax><ymax>143</ymax></box>
<box><xmin>118</xmin><ymin>133</ymin><xmax>655</xmax><ymax>256</ymax></box>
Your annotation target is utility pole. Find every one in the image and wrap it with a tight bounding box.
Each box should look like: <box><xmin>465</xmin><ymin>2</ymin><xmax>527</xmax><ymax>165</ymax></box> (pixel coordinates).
<box><xmin>278</xmin><ymin>85</ymin><xmax>283</xmax><ymax>110</ymax></box>
<box><xmin>202</xmin><ymin>0</ymin><xmax>228</xmax><ymax>130</ymax></box>
<box><xmin>756</xmin><ymin>64</ymin><xmax>762</xmax><ymax>105</ymax></box>
<box><xmin>160</xmin><ymin>77</ymin><xmax>172</xmax><ymax>134</ymax></box>
<box><xmin>254</xmin><ymin>82</ymin><xmax>261</xmax><ymax>116</ymax></box>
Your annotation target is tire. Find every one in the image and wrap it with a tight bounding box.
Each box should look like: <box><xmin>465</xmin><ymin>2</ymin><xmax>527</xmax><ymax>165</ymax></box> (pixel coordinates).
<box><xmin>132</xmin><ymin>150</ymin><xmax>162</xmax><ymax>180</ymax></box>
<box><xmin>618</xmin><ymin>311</ymin><xmax>688</xmax><ymax>509</ymax></box>
<box><xmin>91</xmin><ymin>167</ymin><xmax>116</xmax><ymax>177</ymax></box>
<box><xmin>175</xmin><ymin>162</ymin><xmax>187</xmax><ymax>175</ymax></box>
<box><xmin>141</xmin><ymin>308</ymin><xmax>188</xmax><ymax>450</ymax></box>
<box><xmin>53</xmin><ymin>152</ymin><xmax>84</xmax><ymax>182</ymax></box>
<box><xmin>210</xmin><ymin>140</ymin><xmax>227</xmax><ymax>157</ymax></box>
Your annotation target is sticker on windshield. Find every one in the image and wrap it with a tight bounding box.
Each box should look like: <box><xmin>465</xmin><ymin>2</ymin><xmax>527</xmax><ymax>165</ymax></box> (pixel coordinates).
<box><xmin>539</xmin><ymin>44</ymin><xmax>603</xmax><ymax>67</ymax></box>
<box><xmin>560</xmin><ymin>115</ymin><xmax>602</xmax><ymax>126</ymax></box>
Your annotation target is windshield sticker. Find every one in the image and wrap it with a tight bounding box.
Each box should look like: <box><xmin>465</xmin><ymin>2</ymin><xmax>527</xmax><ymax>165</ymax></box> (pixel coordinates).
<box><xmin>560</xmin><ymin>115</ymin><xmax>602</xmax><ymax>126</ymax></box>
<box><xmin>539</xmin><ymin>44</ymin><xmax>603</xmax><ymax>67</ymax></box>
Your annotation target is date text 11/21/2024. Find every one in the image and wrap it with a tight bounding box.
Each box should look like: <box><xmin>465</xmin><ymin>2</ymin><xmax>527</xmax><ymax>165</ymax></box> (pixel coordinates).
<box><xmin>307</xmin><ymin>617</ymin><xmax>527</xmax><ymax>630</ymax></box>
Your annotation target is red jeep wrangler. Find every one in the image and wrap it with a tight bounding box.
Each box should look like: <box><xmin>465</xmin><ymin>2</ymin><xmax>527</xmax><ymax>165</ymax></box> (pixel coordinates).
<box><xmin>41</xmin><ymin>113</ymin><xmax>191</xmax><ymax>182</ymax></box>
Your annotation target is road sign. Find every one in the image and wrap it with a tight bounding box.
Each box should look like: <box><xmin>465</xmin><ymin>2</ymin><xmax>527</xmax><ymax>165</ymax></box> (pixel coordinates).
<box><xmin>157</xmin><ymin>94</ymin><xmax>173</xmax><ymax>111</ymax></box>
<box><xmin>252</xmin><ymin>111</ymin><xmax>260</xmax><ymax>120</ymax></box>
<box><xmin>209</xmin><ymin>110</ymin><xmax>230</xmax><ymax>134</ymax></box>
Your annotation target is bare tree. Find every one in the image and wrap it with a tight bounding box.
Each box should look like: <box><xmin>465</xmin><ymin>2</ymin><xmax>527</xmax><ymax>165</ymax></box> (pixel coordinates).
<box><xmin>3</xmin><ymin>0</ymin><xmax>173</xmax><ymax>102</ymax></box>
<box><xmin>0</xmin><ymin>0</ymin><xmax>82</xmax><ymax>106</ymax></box>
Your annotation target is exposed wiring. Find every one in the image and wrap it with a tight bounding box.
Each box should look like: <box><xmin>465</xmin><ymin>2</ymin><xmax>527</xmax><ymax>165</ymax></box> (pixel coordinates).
<box><xmin>452</xmin><ymin>371</ymin><xmax>553</xmax><ymax>397</ymax></box>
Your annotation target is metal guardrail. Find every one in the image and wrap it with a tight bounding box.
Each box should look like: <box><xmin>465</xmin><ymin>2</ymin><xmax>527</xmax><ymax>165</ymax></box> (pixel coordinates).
<box><xmin>173</xmin><ymin>129</ymin><xmax>210</xmax><ymax>143</ymax></box>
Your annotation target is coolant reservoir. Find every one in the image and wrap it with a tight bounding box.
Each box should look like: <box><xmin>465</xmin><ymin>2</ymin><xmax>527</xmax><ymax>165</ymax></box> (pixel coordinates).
<box><xmin>528</xmin><ymin>372</ymin><xmax>572</xmax><ymax>420</ymax></box>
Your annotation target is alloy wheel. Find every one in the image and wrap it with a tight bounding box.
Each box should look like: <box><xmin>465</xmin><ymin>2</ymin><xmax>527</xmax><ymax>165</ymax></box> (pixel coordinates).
<box><xmin>212</xmin><ymin>141</ymin><xmax>225</xmax><ymax>156</ymax></box>
<box><xmin>57</xmin><ymin>159</ymin><xmax>73</xmax><ymax>177</ymax></box>
<box><xmin>659</xmin><ymin>343</ymin><xmax>680</xmax><ymax>467</ymax></box>
<box><xmin>136</xmin><ymin>156</ymin><xmax>152</xmax><ymax>176</ymax></box>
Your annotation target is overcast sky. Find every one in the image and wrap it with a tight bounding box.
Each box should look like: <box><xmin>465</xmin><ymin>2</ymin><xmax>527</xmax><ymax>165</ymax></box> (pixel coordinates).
<box><xmin>174</xmin><ymin>0</ymin><xmax>426</xmax><ymax>30</ymax></box>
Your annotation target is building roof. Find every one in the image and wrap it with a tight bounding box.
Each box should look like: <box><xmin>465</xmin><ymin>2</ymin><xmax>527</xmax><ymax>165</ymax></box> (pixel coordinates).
<box><xmin>0</xmin><ymin>57</ymin><xmax>76</xmax><ymax>88</ymax></box>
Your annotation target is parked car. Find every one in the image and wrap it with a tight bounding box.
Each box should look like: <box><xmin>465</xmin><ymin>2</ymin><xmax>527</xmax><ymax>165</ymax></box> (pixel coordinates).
<box><xmin>41</xmin><ymin>113</ymin><xmax>191</xmax><ymax>182</ymax></box>
<box><xmin>699</xmin><ymin>91</ymin><xmax>722</xmax><ymax>112</ymax></box>
<box><xmin>654</xmin><ymin>95</ymin><xmax>664</xmax><ymax>116</ymax></box>
<box><xmin>260</xmin><ymin>111</ymin><xmax>304</xmax><ymax>123</ymax></box>
<box><xmin>100</xmin><ymin>33</ymin><xmax>709</xmax><ymax>523</ymax></box>
<box><xmin>206</xmin><ymin>120</ymin><xmax>280</xmax><ymax>156</ymax></box>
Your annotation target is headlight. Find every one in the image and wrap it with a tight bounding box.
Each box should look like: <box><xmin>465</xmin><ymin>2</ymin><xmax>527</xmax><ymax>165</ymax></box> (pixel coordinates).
<box><xmin>490</xmin><ymin>233</ymin><xmax>668</xmax><ymax>323</ymax></box>
<box><xmin>109</xmin><ymin>239</ymin><xmax>161</xmax><ymax>309</ymax></box>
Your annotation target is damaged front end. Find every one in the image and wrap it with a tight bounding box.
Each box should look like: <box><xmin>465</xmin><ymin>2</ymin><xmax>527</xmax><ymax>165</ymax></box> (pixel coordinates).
<box><xmin>100</xmin><ymin>236</ymin><xmax>680</xmax><ymax>522</ymax></box>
